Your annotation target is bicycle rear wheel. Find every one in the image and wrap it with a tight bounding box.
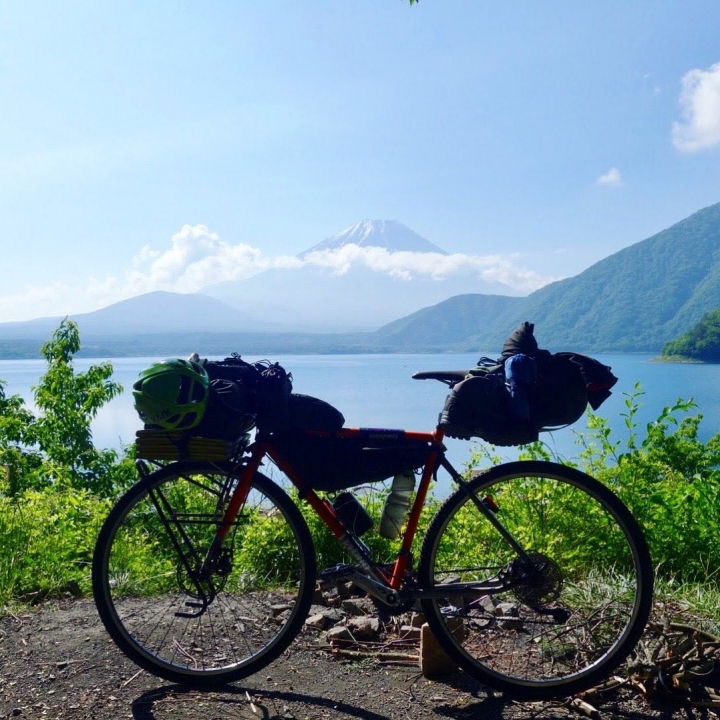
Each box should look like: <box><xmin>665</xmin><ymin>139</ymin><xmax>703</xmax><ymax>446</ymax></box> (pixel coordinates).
<box><xmin>418</xmin><ymin>461</ymin><xmax>653</xmax><ymax>700</ymax></box>
<box><xmin>92</xmin><ymin>462</ymin><xmax>316</xmax><ymax>686</ymax></box>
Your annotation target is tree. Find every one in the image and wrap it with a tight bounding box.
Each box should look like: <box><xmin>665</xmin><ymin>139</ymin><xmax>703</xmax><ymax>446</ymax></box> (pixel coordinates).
<box><xmin>0</xmin><ymin>381</ymin><xmax>43</xmax><ymax>495</ymax></box>
<box><xmin>31</xmin><ymin>319</ymin><xmax>132</xmax><ymax>495</ymax></box>
<box><xmin>661</xmin><ymin>309</ymin><xmax>720</xmax><ymax>362</ymax></box>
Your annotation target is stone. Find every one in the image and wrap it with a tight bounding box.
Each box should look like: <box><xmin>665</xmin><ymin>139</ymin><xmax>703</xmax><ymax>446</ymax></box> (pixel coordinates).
<box><xmin>347</xmin><ymin>616</ymin><xmax>380</xmax><ymax>640</ymax></box>
<box><xmin>270</xmin><ymin>604</ymin><xmax>293</xmax><ymax>617</ymax></box>
<box><xmin>399</xmin><ymin>625</ymin><xmax>422</xmax><ymax>641</ymax></box>
<box><xmin>495</xmin><ymin>602</ymin><xmax>522</xmax><ymax>630</ymax></box>
<box><xmin>341</xmin><ymin>598</ymin><xmax>374</xmax><ymax>616</ymax></box>
<box><xmin>419</xmin><ymin>619</ymin><xmax>465</xmax><ymax>677</ymax></box>
<box><xmin>305</xmin><ymin>613</ymin><xmax>329</xmax><ymax>630</ymax></box>
<box><xmin>326</xmin><ymin>625</ymin><xmax>353</xmax><ymax>644</ymax></box>
<box><xmin>479</xmin><ymin>595</ymin><xmax>497</xmax><ymax>613</ymax></box>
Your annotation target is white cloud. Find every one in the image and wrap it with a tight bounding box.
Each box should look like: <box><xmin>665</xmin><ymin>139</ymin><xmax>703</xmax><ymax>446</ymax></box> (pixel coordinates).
<box><xmin>673</xmin><ymin>62</ymin><xmax>720</xmax><ymax>152</ymax></box>
<box><xmin>0</xmin><ymin>225</ymin><xmax>556</xmax><ymax>322</ymax></box>
<box><xmin>596</xmin><ymin>167</ymin><xmax>622</xmax><ymax>186</ymax></box>
<box><xmin>302</xmin><ymin>245</ymin><xmax>549</xmax><ymax>291</ymax></box>
<box><xmin>0</xmin><ymin>283</ymin><xmax>69</xmax><ymax>323</ymax></box>
<box><xmin>119</xmin><ymin>224</ymin><xmax>302</xmax><ymax>297</ymax></box>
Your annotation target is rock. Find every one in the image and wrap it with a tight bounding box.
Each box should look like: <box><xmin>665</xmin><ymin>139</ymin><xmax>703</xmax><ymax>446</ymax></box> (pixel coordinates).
<box><xmin>347</xmin><ymin>616</ymin><xmax>380</xmax><ymax>640</ymax></box>
<box><xmin>399</xmin><ymin>625</ymin><xmax>422</xmax><ymax>641</ymax></box>
<box><xmin>306</xmin><ymin>609</ymin><xmax>345</xmax><ymax>630</ymax></box>
<box><xmin>305</xmin><ymin>614</ymin><xmax>329</xmax><ymax>630</ymax></box>
<box><xmin>419</xmin><ymin>619</ymin><xmax>465</xmax><ymax>677</ymax></box>
<box><xmin>341</xmin><ymin>598</ymin><xmax>374</xmax><ymax>616</ymax></box>
<box><xmin>479</xmin><ymin>595</ymin><xmax>497</xmax><ymax>613</ymax></box>
<box><xmin>495</xmin><ymin>602</ymin><xmax>522</xmax><ymax>630</ymax></box>
<box><xmin>270</xmin><ymin>604</ymin><xmax>293</xmax><ymax>617</ymax></box>
<box><xmin>326</xmin><ymin>626</ymin><xmax>353</xmax><ymax>644</ymax></box>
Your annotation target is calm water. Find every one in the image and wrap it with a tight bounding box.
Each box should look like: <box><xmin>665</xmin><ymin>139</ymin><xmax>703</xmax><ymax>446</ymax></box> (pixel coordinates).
<box><xmin>2</xmin><ymin>353</ymin><xmax>719</xmax><ymax>494</ymax></box>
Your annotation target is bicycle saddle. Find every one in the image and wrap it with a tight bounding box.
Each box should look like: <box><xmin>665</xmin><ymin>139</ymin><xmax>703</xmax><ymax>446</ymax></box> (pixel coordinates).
<box><xmin>412</xmin><ymin>370</ymin><xmax>468</xmax><ymax>384</ymax></box>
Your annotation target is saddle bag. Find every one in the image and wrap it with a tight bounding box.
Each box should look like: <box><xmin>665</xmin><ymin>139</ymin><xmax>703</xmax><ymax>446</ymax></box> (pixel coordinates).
<box><xmin>439</xmin><ymin>322</ymin><xmax>617</xmax><ymax>446</ymax></box>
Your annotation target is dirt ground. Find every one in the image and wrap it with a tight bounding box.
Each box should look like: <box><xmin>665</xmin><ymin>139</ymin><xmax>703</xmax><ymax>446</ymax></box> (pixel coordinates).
<box><xmin>0</xmin><ymin>599</ymin><xmax>714</xmax><ymax>720</ymax></box>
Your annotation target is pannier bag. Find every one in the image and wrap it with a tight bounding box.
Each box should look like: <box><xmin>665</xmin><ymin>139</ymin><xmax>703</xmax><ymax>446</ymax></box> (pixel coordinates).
<box><xmin>439</xmin><ymin>322</ymin><xmax>618</xmax><ymax>446</ymax></box>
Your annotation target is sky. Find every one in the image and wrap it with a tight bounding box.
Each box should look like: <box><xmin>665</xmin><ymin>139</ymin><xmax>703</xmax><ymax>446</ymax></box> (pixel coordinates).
<box><xmin>2</xmin><ymin>1</ymin><xmax>720</xmax><ymax>323</ymax></box>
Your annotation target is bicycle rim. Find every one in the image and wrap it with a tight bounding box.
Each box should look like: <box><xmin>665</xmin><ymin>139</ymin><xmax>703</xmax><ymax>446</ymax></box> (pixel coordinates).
<box><xmin>419</xmin><ymin>461</ymin><xmax>653</xmax><ymax>700</ymax></box>
<box><xmin>92</xmin><ymin>463</ymin><xmax>316</xmax><ymax>685</ymax></box>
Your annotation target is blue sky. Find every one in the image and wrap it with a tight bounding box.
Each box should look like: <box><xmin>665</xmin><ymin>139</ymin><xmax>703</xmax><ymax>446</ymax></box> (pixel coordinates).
<box><xmin>2</xmin><ymin>1</ymin><xmax>720</xmax><ymax>322</ymax></box>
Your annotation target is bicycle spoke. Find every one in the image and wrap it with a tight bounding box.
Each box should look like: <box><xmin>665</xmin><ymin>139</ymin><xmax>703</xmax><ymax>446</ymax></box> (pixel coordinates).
<box><xmin>419</xmin><ymin>461</ymin><xmax>652</xmax><ymax>700</ymax></box>
<box><xmin>93</xmin><ymin>464</ymin><xmax>315</xmax><ymax>684</ymax></box>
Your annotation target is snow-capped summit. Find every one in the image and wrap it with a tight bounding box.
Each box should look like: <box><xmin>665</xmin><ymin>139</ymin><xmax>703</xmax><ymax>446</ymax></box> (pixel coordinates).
<box><xmin>298</xmin><ymin>220</ymin><xmax>448</xmax><ymax>258</ymax></box>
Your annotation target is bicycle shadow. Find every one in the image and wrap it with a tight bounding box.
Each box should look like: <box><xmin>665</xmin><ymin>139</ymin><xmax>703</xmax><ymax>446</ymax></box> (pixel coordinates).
<box><xmin>131</xmin><ymin>683</ymin><xmax>392</xmax><ymax>720</ymax></box>
<box><xmin>129</xmin><ymin>681</ymin><xmax>511</xmax><ymax>720</ymax></box>
<box><xmin>128</xmin><ymin>679</ymin><xmax>687</xmax><ymax>720</ymax></box>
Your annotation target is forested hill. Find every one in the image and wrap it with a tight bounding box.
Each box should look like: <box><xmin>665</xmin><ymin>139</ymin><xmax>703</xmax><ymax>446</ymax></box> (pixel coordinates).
<box><xmin>375</xmin><ymin>202</ymin><xmax>720</xmax><ymax>352</ymax></box>
<box><xmin>661</xmin><ymin>309</ymin><xmax>720</xmax><ymax>362</ymax></box>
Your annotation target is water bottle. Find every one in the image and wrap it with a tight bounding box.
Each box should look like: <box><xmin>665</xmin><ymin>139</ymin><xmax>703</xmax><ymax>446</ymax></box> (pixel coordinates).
<box><xmin>379</xmin><ymin>470</ymin><xmax>416</xmax><ymax>539</ymax></box>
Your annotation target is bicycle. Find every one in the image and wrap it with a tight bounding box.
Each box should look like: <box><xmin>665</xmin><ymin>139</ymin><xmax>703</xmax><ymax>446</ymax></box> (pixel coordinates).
<box><xmin>92</xmin><ymin>368</ymin><xmax>653</xmax><ymax>701</ymax></box>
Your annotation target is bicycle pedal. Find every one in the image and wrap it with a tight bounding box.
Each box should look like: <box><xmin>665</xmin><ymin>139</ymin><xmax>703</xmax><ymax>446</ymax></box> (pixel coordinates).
<box><xmin>319</xmin><ymin>563</ymin><xmax>355</xmax><ymax>584</ymax></box>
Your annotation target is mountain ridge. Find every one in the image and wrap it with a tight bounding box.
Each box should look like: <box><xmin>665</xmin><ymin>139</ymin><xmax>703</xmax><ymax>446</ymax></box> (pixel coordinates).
<box><xmin>2</xmin><ymin>205</ymin><xmax>720</xmax><ymax>357</ymax></box>
<box><xmin>377</xmin><ymin>202</ymin><xmax>720</xmax><ymax>352</ymax></box>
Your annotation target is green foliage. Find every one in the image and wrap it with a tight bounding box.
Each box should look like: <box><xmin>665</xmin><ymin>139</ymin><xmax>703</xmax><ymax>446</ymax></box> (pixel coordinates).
<box><xmin>32</xmin><ymin>320</ymin><xmax>133</xmax><ymax>495</ymax></box>
<box><xmin>0</xmin><ymin>380</ymin><xmax>43</xmax><ymax>495</ymax></box>
<box><xmin>2</xmin><ymin>316</ymin><xmax>720</xmax><ymax>609</ymax></box>
<box><xmin>662</xmin><ymin>308</ymin><xmax>720</xmax><ymax>362</ymax></box>
<box><xmin>0</xmin><ymin>319</ymin><xmax>136</xmax><ymax>498</ymax></box>
<box><xmin>504</xmin><ymin>385</ymin><xmax>720</xmax><ymax>582</ymax></box>
<box><xmin>0</xmin><ymin>489</ymin><xmax>111</xmax><ymax>605</ymax></box>
<box><xmin>0</xmin><ymin>320</ymin><xmax>136</xmax><ymax>606</ymax></box>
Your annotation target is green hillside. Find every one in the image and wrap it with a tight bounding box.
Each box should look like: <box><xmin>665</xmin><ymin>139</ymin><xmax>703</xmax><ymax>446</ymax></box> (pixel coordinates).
<box><xmin>374</xmin><ymin>202</ymin><xmax>720</xmax><ymax>353</ymax></box>
<box><xmin>661</xmin><ymin>309</ymin><xmax>720</xmax><ymax>362</ymax></box>
<box><xmin>373</xmin><ymin>294</ymin><xmax>522</xmax><ymax>351</ymax></box>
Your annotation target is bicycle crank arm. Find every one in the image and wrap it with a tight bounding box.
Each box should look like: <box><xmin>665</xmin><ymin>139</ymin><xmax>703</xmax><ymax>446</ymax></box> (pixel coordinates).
<box><xmin>326</xmin><ymin>568</ymin><xmax>402</xmax><ymax>608</ymax></box>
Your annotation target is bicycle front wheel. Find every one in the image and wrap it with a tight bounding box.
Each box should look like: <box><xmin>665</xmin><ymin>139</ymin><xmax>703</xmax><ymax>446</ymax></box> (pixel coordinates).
<box><xmin>92</xmin><ymin>462</ymin><xmax>316</xmax><ymax>686</ymax></box>
<box><xmin>418</xmin><ymin>461</ymin><xmax>653</xmax><ymax>700</ymax></box>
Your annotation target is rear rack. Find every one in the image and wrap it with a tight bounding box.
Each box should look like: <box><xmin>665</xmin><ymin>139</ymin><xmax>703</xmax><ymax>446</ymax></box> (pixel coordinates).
<box><xmin>135</xmin><ymin>429</ymin><xmax>246</xmax><ymax>461</ymax></box>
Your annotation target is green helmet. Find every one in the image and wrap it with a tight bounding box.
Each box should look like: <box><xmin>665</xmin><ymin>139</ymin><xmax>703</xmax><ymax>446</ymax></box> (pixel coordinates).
<box><xmin>133</xmin><ymin>358</ymin><xmax>209</xmax><ymax>431</ymax></box>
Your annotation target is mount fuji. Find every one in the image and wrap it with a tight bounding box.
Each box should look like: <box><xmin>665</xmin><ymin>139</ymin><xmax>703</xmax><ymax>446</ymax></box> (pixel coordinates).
<box><xmin>202</xmin><ymin>220</ymin><xmax>519</xmax><ymax>331</ymax></box>
<box><xmin>298</xmin><ymin>220</ymin><xmax>448</xmax><ymax>257</ymax></box>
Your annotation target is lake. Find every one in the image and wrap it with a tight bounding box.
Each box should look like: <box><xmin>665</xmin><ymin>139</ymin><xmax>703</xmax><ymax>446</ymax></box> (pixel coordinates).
<box><xmin>2</xmin><ymin>353</ymin><xmax>718</xmax><ymax>495</ymax></box>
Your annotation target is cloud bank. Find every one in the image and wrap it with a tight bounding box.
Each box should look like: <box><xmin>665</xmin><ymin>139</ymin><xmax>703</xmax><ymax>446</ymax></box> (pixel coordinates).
<box><xmin>0</xmin><ymin>225</ymin><xmax>555</xmax><ymax>322</ymax></box>
<box><xmin>673</xmin><ymin>62</ymin><xmax>720</xmax><ymax>152</ymax></box>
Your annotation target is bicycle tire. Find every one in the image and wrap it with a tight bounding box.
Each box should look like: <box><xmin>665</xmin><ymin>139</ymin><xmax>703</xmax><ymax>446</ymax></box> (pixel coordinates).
<box><xmin>418</xmin><ymin>460</ymin><xmax>653</xmax><ymax>700</ymax></box>
<box><xmin>92</xmin><ymin>462</ymin><xmax>316</xmax><ymax>686</ymax></box>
